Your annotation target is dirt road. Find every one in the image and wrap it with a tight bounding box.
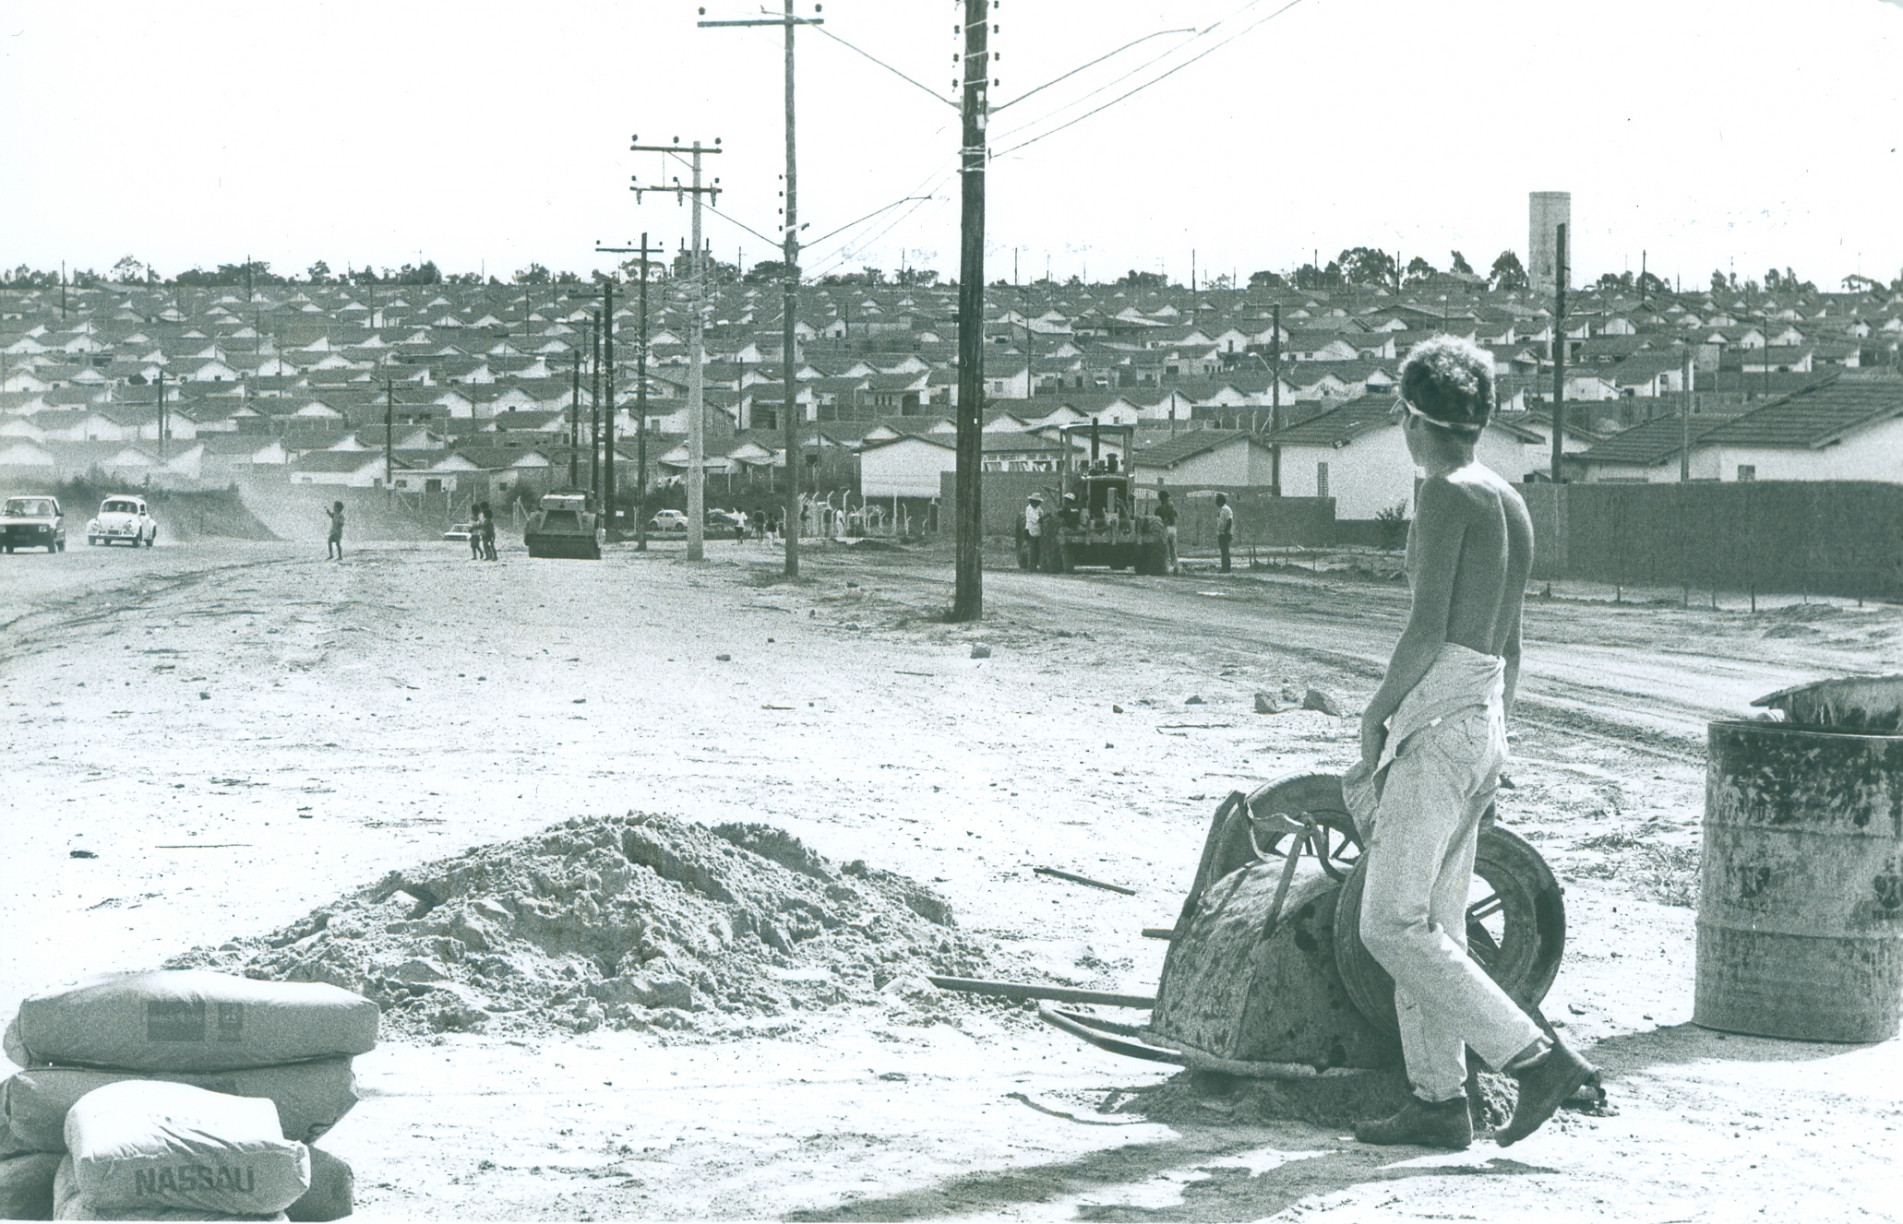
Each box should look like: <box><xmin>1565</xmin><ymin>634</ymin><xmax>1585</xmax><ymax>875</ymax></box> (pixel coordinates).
<box><xmin>3</xmin><ymin>537</ymin><xmax>1899</xmax><ymax>1221</ymax></box>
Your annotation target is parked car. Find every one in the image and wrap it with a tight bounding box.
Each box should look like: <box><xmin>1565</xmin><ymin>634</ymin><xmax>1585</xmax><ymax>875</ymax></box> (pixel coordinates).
<box><xmin>87</xmin><ymin>495</ymin><xmax>157</xmax><ymax>547</ymax></box>
<box><xmin>0</xmin><ymin>495</ymin><xmax>64</xmax><ymax>553</ymax></box>
<box><xmin>648</xmin><ymin>509</ymin><xmax>689</xmax><ymax>533</ymax></box>
<box><xmin>443</xmin><ymin>522</ymin><xmax>476</xmax><ymax>541</ymax></box>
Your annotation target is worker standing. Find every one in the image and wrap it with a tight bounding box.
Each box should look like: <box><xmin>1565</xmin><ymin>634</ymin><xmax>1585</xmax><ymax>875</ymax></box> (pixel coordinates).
<box><xmin>1155</xmin><ymin>490</ymin><xmax>1179</xmax><ymax>574</ymax></box>
<box><xmin>1019</xmin><ymin>493</ymin><xmax>1043</xmax><ymax>570</ymax></box>
<box><xmin>1215</xmin><ymin>493</ymin><xmax>1233</xmax><ymax>573</ymax></box>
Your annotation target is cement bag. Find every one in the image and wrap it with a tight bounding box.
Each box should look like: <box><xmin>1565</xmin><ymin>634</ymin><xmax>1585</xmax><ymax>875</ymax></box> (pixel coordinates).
<box><xmin>284</xmin><ymin>1149</ymin><xmax>351</xmax><ymax>1223</ymax></box>
<box><xmin>63</xmin><ymin>1082</ymin><xmax>308</xmax><ymax>1216</ymax></box>
<box><xmin>52</xmin><ymin>1159</ymin><xmax>285</xmax><ymax>1221</ymax></box>
<box><xmin>6</xmin><ymin>973</ymin><xmax>377</xmax><ymax>1073</ymax></box>
<box><xmin>0</xmin><ymin>1152</ymin><xmax>61</xmax><ymax>1220</ymax></box>
<box><xmin>3</xmin><ymin>1061</ymin><xmax>358</xmax><ymax>1152</ymax></box>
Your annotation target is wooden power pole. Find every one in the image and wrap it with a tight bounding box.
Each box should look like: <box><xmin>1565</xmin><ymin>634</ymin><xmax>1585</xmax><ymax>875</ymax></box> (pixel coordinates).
<box><xmin>602</xmin><ymin>278</ymin><xmax>617</xmax><ymax>540</ymax></box>
<box><xmin>1549</xmin><ymin>222</ymin><xmax>1568</xmax><ymax>484</ymax></box>
<box><xmin>701</xmin><ymin>1</ymin><xmax>821</xmax><ymax>578</ymax></box>
<box><xmin>590</xmin><ymin>315</ymin><xmax>602</xmax><ymax>498</ymax></box>
<box><xmin>627</xmin><ymin>152</ymin><xmax>719</xmax><ymax>560</ymax></box>
<box><xmin>598</xmin><ymin>232</ymin><xmax>667</xmax><ymax>550</ymax></box>
<box><xmin>951</xmin><ymin>0</ymin><xmax>990</xmax><ymax>622</ymax></box>
<box><xmin>384</xmin><ymin>379</ymin><xmax>394</xmax><ymax>504</ymax></box>
<box><xmin>569</xmin><ymin>345</ymin><xmax>582</xmax><ymax>488</ymax></box>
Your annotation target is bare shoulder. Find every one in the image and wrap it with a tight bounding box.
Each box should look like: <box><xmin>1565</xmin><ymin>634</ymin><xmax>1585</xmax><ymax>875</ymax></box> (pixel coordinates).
<box><xmin>1423</xmin><ymin>467</ymin><xmax>1509</xmax><ymax>523</ymax></box>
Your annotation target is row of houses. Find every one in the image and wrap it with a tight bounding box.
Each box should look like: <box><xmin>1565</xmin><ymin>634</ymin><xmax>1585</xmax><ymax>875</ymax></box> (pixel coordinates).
<box><xmin>4</xmin><ymin>273</ymin><xmax>1900</xmax><ymax>519</ymax></box>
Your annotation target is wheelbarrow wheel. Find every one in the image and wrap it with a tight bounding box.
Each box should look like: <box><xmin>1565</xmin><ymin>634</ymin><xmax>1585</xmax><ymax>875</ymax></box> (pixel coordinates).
<box><xmin>1332</xmin><ymin>825</ymin><xmax>1567</xmax><ymax>1035</ymax></box>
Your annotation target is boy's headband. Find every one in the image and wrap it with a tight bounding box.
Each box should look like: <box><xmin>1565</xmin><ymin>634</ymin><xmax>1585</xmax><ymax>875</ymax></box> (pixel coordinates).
<box><xmin>1396</xmin><ymin>397</ymin><xmax>1481</xmax><ymax>434</ymax></box>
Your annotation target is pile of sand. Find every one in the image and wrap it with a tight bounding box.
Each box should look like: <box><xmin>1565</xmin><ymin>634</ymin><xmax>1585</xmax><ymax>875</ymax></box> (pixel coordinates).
<box><xmin>169</xmin><ymin>814</ymin><xmax>1000</xmax><ymax>1039</ymax></box>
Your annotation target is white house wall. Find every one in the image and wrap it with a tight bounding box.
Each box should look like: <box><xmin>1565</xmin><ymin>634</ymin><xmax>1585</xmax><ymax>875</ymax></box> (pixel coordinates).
<box><xmin>1701</xmin><ymin>419</ymin><xmax>1903</xmax><ymax>482</ymax></box>
<box><xmin>860</xmin><ymin>438</ymin><xmax>955</xmax><ymax>500</ymax></box>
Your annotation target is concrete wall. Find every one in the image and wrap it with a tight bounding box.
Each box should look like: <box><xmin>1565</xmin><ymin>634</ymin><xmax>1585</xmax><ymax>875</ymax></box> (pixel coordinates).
<box><xmin>1522</xmin><ymin>480</ymin><xmax>1903</xmax><ymax>599</ymax></box>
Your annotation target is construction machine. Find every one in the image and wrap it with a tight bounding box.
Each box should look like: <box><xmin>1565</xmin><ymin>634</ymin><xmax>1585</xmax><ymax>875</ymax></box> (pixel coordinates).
<box><xmin>1024</xmin><ymin>420</ymin><xmax>1169</xmax><ymax>575</ymax></box>
<box><xmin>524</xmin><ymin>490</ymin><xmax>602</xmax><ymax>559</ymax></box>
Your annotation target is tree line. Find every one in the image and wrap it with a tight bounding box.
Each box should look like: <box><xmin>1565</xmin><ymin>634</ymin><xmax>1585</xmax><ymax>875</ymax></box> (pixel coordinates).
<box><xmin>6</xmin><ymin>251</ymin><xmax>1899</xmax><ymax>297</ymax></box>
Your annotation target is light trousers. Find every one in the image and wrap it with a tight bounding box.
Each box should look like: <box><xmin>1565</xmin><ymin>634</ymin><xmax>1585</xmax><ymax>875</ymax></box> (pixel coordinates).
<box><xmin>1358</xmin><ymin>705</ymin><xmax>1544</xmax><ymax>1102</ymax></box>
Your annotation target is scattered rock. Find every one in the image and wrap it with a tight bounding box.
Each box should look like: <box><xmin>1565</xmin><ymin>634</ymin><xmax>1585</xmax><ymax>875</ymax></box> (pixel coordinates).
<box><xmin>1111</xmin><ymin>704</ymin><xmax>1124</xmax><ymax>714</ymax></box>
<box><xmin>1254</xmin><ymin>692</ymin><xmax>1281</xmax><ymax>715</ymax></box>
<box><xmin>69</xmin><ymin>849</ymin><xmax>97</xmax><ymax>860</ymax></box>
<box><xmin>1184</xmin><ymin>695</ymin><xmax>1204</xmax><ymax>705</ymax></box>
<box><xmin>1302</xmin><ymin>687</ymin><xmax>1344</xmax><ymax>717</ymax></box>
<box><xmin>394</xmin><ymin>958</ymin><xmax>451</xmax><ymax>983</ymax></box>
<box><xmin>970</xmin><ymin>645</ymin><xmax>992</xmax><ymax>659</ymax></box>
<box><xmin>199</xmin><ymin>691</ymin><xmax>211</xmax><ymax>700</ymax></box>
<box><xmin>715</xmin><ymin>654</ymin><xmax>731</xmax><ymax>662</ymax></box>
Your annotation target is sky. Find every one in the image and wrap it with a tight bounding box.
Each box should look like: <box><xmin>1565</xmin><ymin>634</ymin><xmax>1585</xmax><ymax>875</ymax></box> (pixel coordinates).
<box><xmin>3</xmin><ymin>0</ymin><xmax>1901</xmax><ymax>291</ymax></box>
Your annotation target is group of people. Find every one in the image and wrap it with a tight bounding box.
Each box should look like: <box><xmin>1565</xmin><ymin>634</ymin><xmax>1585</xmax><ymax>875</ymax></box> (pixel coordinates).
<box><xmin>467</xmin><ymin>502</ymin><xmax>497</xmax><ymax>561</ymax></box>
<box><xmin>1018</xmin><ymin>485</ymin><xmax>1227</xmax><ymax>575</ymax></box>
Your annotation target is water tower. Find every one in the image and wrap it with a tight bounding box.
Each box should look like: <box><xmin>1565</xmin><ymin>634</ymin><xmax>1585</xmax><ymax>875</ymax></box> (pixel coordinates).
<box><xmin>1529</xmin><ymin>191</ymin><xmax>1571</xmax><ymax>294</ymax></box>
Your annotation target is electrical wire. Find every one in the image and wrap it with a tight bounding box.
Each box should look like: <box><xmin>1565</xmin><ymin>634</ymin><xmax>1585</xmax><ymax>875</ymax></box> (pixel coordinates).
<box><xmin>802</xmin><ymin>171</ymin><xmax>957</xmax><ymax>282</ymax></box>
<box><xmin>810</xmin><ymin>24</ymin><xmax>956</xmax><ymax>109</ymax></box>
<box><xmin>990</xmin><ymin>27</ymin><xmax>1197</xmax><ymax>114</ymax></box>
<box><xmin>994</xmin><ymin>0</ymin><xmax>1313</xmax><ymax>156</ymax></box>
<box><xmin>992</xmin><ymin>0</ymin><xmax>1278</xmax><ymax>141</ymax></box>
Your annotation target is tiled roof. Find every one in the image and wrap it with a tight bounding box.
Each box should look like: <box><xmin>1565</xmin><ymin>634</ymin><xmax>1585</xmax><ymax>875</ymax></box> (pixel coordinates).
<box><xmin>1578</xmin><ymin>416</ymin><xmax>1713</xmax><ymax>467</ymax></box>
<box><xmin>1265</xmin><ymin>395</ymin><xmax>1394</xmax><ymax>446</ymax></box>
<box><xmin>1696</xmin><ymin>374</ymin><xmax>1903</xmax><ymax>448</ymax></box>
<box><xmin>1133</xmin><ymin>429</ymin><xmax>1262</xmax><ymax>468</ymax></box>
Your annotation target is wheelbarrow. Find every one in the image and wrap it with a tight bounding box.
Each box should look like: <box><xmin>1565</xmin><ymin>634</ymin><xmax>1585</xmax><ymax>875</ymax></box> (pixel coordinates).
<box><xmin>936</xmin><ymin>771</ymin><xmax>1567</xmax><ymax>1079</ymax></box>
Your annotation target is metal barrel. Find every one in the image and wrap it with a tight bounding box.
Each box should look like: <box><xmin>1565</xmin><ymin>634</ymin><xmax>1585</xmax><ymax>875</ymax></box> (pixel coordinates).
<box><xmin>1694</xmin><ymin>720</ymin><xmax>1903</xmax><ymax>1042</ymax></box>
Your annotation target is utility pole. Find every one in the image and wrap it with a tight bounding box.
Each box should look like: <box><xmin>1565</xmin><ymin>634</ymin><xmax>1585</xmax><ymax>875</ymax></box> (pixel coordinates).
<box><xmin>602</xmin><ymin>278</ymin><xmax>618</xmax><ymax>540</ymax></box>
<box><xmin>384</xmin><ymin>378</ymin><xmax>395</xmax><ymax>504</ymax></box>
<box><xmin>1270</xmin><ymin>303</ymin><xmax>1282</xmax><ymax>494</ymax></box>
<box><xmin>701</xmin><ymin>0</ymin><xmax>820</xmax><ymax>578</ymax></box>
<box><xmin>590</xmin><ymin>315</ymin><xmax>602</xmax><ymax>497</ymax></box>
<box><xmin>1549</xmin><ymin>222</ymin><xmax>1568</xmax><ymax>484</ymax></box>
<box><xmin>1680</xmin><ymin>344</ymin><xmax>1694</xmax><ymax>483</ymax></box>
<box><xmin>950</xmin><ymin>0</ymin><xmax>990</xmax><ymax>621</ymax></box>
<box><xmin>628</xmin><ymin>148</ymin><xmax>721</xmax><ymax>560</ymax></box>
<box><xmin>598</xmin><ymin>232</ymin><xmax>667</xmax><ymax>550</ymax></box>
<box><xmin>156</xmin><ymin>372</ymin><xmax>167</xmax><ymax>465</ymax></box>
<box><xmin>569</xmin><ymin>343</ymin><xmax>582</xmax><ymax>488</ymax></box>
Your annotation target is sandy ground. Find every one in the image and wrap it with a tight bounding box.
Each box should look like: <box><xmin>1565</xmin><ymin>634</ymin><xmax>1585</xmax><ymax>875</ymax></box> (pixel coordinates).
<box><xmin>3</xmin><ymin>533</ymin><xmax>1901</xmax><ymax>1222</ymax></box>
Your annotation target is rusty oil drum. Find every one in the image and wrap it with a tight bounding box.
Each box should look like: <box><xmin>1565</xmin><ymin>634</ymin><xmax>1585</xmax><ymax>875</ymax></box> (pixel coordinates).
<box><xmin>1695</xmin><ymin>720</ymin><xmax>1903</xmax><ymax>1042</ymax></box>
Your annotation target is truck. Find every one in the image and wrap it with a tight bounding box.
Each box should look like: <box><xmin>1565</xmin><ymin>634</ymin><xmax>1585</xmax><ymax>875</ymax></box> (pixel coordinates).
<box><xmin>1022</xmin><ymin>422</ymin><xmax>1169</xmax><ymax>575</ymax></box>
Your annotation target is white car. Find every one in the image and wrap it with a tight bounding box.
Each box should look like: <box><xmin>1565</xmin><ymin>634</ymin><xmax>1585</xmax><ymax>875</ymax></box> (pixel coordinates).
<box><xmin>648</xmin><ymin>509</ymin><xmax>689</xmax><ymax>533</ymax></box>
<box><xmin>87</xmin><ymin>495</ymin><xmax>158</xmax><ymax>547</ymax></box>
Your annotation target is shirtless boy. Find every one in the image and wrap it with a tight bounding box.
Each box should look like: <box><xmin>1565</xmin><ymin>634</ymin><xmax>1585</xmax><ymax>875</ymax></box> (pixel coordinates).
<box><xmin>1352</xmin><ymin>336</ymin><xmax>1595</xmax><ymax>1150</ymax></box>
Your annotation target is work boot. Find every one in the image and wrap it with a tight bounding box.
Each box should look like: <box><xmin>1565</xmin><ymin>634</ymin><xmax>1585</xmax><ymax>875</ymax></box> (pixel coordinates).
<box><xmin>1496</xmin><ymin>1034</ymin><xmax>1596</xmax><ymax>1147</ymax></box>
<box><xmin>1354</xmin><ymin>1095</ymin><xmax>1472</xmax><ymax>1150</ymax></box>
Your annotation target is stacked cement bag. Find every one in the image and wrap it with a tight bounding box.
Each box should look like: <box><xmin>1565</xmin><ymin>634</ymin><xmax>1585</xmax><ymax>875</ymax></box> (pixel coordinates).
<box><xmin>0</xmin><ymin>973</ymin><xmax>376</xmax><ymax>1221</ymax></box>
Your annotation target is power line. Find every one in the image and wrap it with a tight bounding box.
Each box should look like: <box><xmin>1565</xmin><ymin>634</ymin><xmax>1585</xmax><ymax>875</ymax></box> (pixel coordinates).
<box><xmin>992</xmin><ymin>0</ymin><xmax>1278</xmax><ymax>140</ymax></box>
<box><xmin>990</xmin><ymin>27</ymin><xmax>1196</xmax><ymax>114</ymax></box>
<box><xmin>994</xmin><ymin>0</ymin><xmax>1313</xmax><ymax>158</ymax></box>
<box><xmin>808</xmin><ymin>24</ymin><xmax>954</xmax><ymax>109</ymax></box>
